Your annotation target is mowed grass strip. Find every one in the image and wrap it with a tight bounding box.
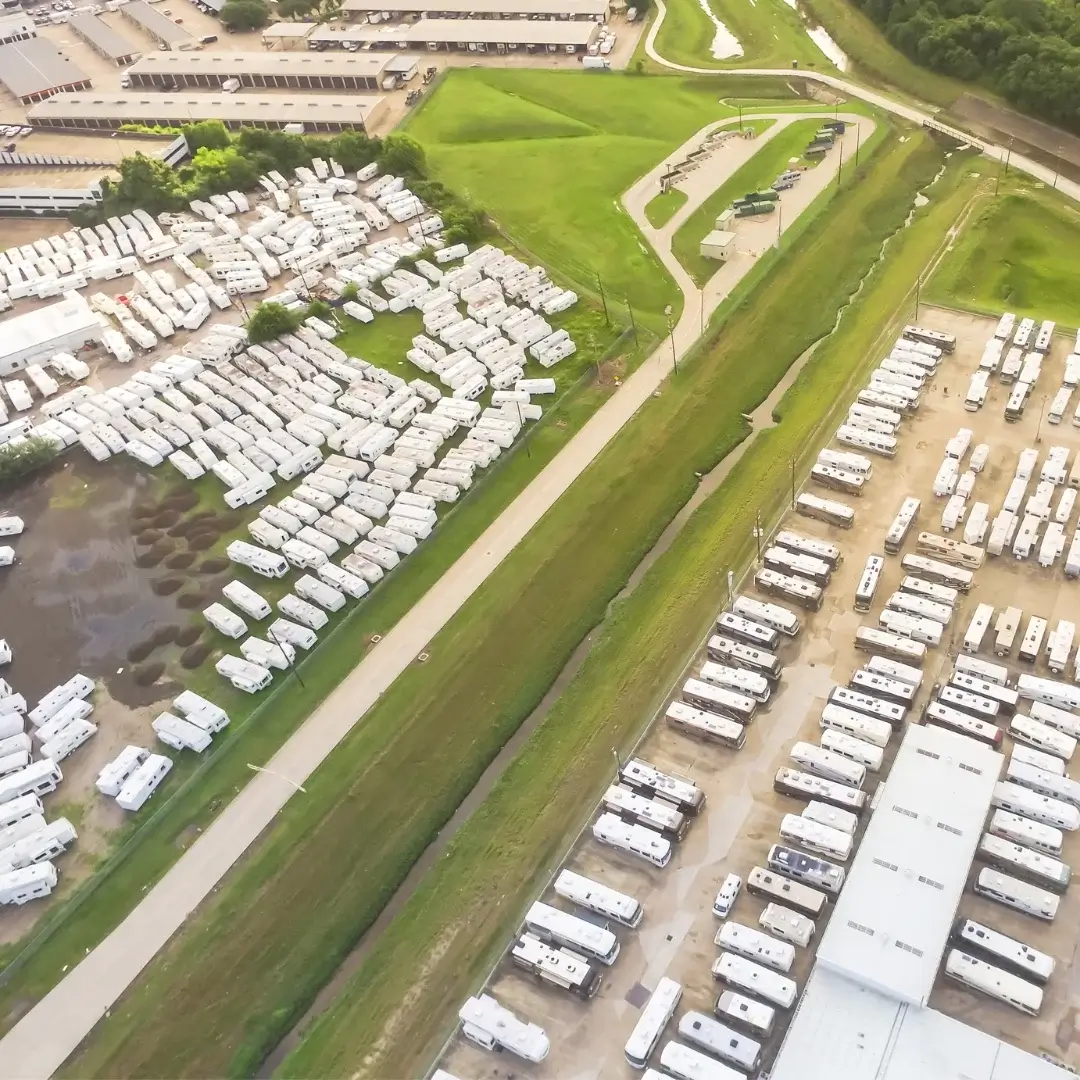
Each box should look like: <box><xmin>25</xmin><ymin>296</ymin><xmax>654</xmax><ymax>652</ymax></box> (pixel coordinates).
<box><xmin>672</xmin><ymin>118</ymin><xmax>823</xmax><ymax>285</ymax></box>
<box><xmin>645</xmin><ymin>186</ymin><xmax>688</xmax><ymax>227</ymax></box>
<box><xmin>62</xmin><ymin>119</ymin><xmax>904</xmax><ymax>1080</ymax></box>
<box><xmin>926</xmin><ymin>190</ymin><xmax>1080</xmax><ymax>327</ymax></box>
<box><xmin>405</xmin><ymin>69</ymin><xmax>748</xmax><ymax>325</ymax></box>
<box><xmin>650</xmin><ymin>0</ymin><xmax>827</xmax><ymax>71</ymax></box>
<box><xmin>279</xmin><ymin>132</ymin><xmax>966</xmax><ymax>1080</ymax></box>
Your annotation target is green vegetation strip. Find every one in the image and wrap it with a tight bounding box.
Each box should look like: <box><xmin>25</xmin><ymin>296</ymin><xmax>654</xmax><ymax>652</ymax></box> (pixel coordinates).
<box><xmin>406</xmin><ymin>69</ymin><xmax>752</xmax><ymax>328</ymax></box>
<box><xmin>650</xmin><ymin>0</ymin><xmax>827</xmax><ymax>71</ymax></box>
<box><xmin>926</xmin><ymin>190</ymin><xmax>1080</xmax><ymax>327</ymax></box>
<box><xmin>645</xmin><ymin>186</ymin><xmax>689</xmax><ymax>227</ymax></box>
<box><xmin>672</xmin><ymin>118</ymin><xmax>823</xmax><ymax>286</ymax></box>
<box><xmin>278</xmin><ymin>134</ymin><xmax>975</xmax><ymax>1080</ymax></box>
<box><xmin>64</xmin><ymin>119</ymin><xmax>919</xmax><ymax>1080</ymax></box>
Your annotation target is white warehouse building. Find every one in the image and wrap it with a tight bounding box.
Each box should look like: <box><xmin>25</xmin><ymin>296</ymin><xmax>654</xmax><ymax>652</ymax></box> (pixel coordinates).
<box><xmin>0</xmin><ymin>291</ymin><xmax>103</xmax><ymax>375</ymax></box>
<box><xmin>769</xmin><ymin>724</ymin><xmax>1065</xmax><ymax>1080</ymax></box>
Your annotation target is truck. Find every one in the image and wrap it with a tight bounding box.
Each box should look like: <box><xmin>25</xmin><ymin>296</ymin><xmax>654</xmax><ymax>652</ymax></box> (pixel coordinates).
<box><xmin>735</xmin><ymin>201</ymin><xmax>776</xmax><ymax>218</ymax></box>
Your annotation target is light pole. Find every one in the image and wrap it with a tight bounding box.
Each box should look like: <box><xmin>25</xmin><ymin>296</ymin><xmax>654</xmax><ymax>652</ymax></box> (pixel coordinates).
<box><xmin>1036</xmin><ymin>395</ymin><xmax>1047</xmax><ymax>444</ymax></box>
<box><xmin>790</xmin><ymin>456</ymin><xmax>796</xmax><ymax>509</ymax></box>
<box><xmin>516</xmin><ymin>400</ymin><xmax>530</xmax><ymax>457</ymax></box>
<box><xmin>667</xmin><ymin>314</ymin><xmax>678</xmax><ymax>375</ymax></box>
<box><xmin>266</xmin><ymin>625</ymin><xmax>305</xmax><ymax>689</ymax></box>
<box><xmin>1053</xmin><ymin>145</ymin><xmax>1064</xmax><ymax>190</ymax></box>
<box><xmin>754</xmin><ymin>511</ymin><xmax>763</xmax><ymax>561</ymax></box>
<box><xmin>776</xmin><ymin>201</ymin><xmax>782</xmax><ymax>248</ymax></box>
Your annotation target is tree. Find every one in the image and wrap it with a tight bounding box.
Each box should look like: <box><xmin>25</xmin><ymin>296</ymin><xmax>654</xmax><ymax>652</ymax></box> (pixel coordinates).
<box><xmin>277</xmin><ymin>0</ymin><xmax>342</xmax><ymax>19</ymax></box>
<box><xmin>183</xmin><ymin>120</ymin><xmax>230</xmax><ymax>152</ymax></box>
<box><xmin>186</xmin><ymin>146</ymin><xmax>260</xmax><ymax>198</ymax></box>
<box><xmin>378</xmin><ymin>133</ymin><xmax>426</xmax><ymax>180</ymax></box>
<box><xmin>341</xmin><ymin>281</ymin><xmax>360</xmax><ymax>301</ymax></box>
<box><xmin>114</xmin><ymin>152</ymin><xmax>182</xmax><ymax>215</ymax></box>
<box><xmin>0</xmin><ymin>438</ymin><xmax>58</xmax><ymax>491</ymax></box>
<box><xmin>246</xmin><ymin>302</ymin><xmax>302</xmax><ymax>343</ymax></box>
<box><xmin>305</xmin><ymin>299</ymin><xmax>333</xmax><ymax>322</ymax></box>
<box><xmin>220</xmin><ymin>0</ymin><xmax>270</xmax><ymax>30</ymax></box>
<box><xmin>326</xmin><ymin>130</ymin><xmax>379</xmax><ymax>172</ymax></box>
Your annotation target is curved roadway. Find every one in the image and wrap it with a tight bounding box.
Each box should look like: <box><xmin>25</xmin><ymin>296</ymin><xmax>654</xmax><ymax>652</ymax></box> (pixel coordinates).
<box><xmin>2</xmin><ymin>27</ymin><xmax>1078</xmax><ymax>1080</ymax></box>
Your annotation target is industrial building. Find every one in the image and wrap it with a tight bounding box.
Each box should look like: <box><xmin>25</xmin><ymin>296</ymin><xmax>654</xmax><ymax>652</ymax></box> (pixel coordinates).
<box><xmin>769</xmin><ymin>724</ymin><xmax>1063</xmax><ymax>1080</ymax></box>
<box><xmin>28</xmin><ymin>91</ymin><xmax>388</xmax><ymax>132</ymax></box>
<box><xmin>309</xmin><ymin>17</ymin><xmax>599</xmax><ymax>52</ymax></box>
<box><xmin>342</xmin><ymin>0</ymin><xmax>608</xmax><ymax>18</ymax></box>
<box><xmin>117</xmin><ymin>0</ymin><xmax>192</xmax><ymax>49</ymax></box>
<box><xmin>0</xmin><ymin>37</ymin><xmax>91</xmax><ymax>104</ymax></box>
<box><xmin>69</xmin><ymin>14</ymin><xmax>141</xmax><ymax>66</ymax></box>
<box><xmin>0</xmin><ymin>11</ymin><xmax>34</xmax><ymax>45</ymax></box>
<box><xmin>699</xmin><ymin>229</ymin><xmax>735</xmax><ymax>261</ymax></box>
<box><xmin>0</xmin><ymin>292</ymin><xmax>102</xmax><ymax>376</ymax></box>
<box><xmin>124</xmin><ymin>51</ymin><xmax>397</xmax><ymax>92</ymax></box>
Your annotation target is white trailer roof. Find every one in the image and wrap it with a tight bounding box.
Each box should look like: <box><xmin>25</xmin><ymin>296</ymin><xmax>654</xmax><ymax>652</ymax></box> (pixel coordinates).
<box><xmin>815</xmin><ymin>724</ymin><xmax>1001</xmax><ymax>1005</ymax></box>
<box><xmin>343</xmin><ymin>0</ymin><xmax>607</xmax><ymax>13</ymax></box>
<box><xmin>0</xmin><ymin>292</ymin><xmax>101</xmax><ymax>370</ymax></box>
<box><xmin>770</xmin><ymin>967</ymin><xmax>1067</xmax><ymax>1080</ymax></box>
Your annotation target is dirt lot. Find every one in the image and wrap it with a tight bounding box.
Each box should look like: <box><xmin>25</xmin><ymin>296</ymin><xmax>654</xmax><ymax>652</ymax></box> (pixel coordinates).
<box><xmin>438</xmin><ymin>306</ymin><xmax>1080</xmax><ymax>1079</ymax></box>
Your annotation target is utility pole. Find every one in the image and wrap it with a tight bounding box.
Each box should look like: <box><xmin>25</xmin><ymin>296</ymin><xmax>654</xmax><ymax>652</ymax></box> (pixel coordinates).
<box><xmin>1035</xmin><ymin>395</ymin><xmax>1047</xmax><ymax>444</ymax></box>
<box><xmin>667</xmin><ymin>315</ymin><xmax>678</xmax><ymax>375</ymax></box>
<box><xmin>267</xmin><ymin>626</ymin><xmax>304</xmax><ymax>689</ymax></box>
<box><xmin>836</xmin><ymin>141</ymin><xmax>843</xmax><ymax>188</ymax></box>
<box><xmin>738</xmin><ymin>103</ymin><xmax>743</xmax><ymax>132</ymax></box>
<box><xmin>627</xmin><ymin>299</ymin><xmax>639</xmax><ymax>344</ymax></box>
<box><xmin>854</xmin><ymin>122</ymin><xmax>860</xmax><ymax>168</ymax></box>
<box><xmin>790</xmin><ymin>456</ymin><xmax>796</xmax><ymax>509</ymax></box>
<box><xmin>754</xmin><ymin>512</ymin><xmax>763</xmax><ymax>561</ymax></box>
<box><xmin>1004</xmin><ymin>137</ymin><xmax>1014</xmax><ymax>177</ymax></box>
<box><xmin>776</xmin><ymin>201</ymin><xmax>782</xmax><ymax>248</ymax></box>
<box><xmin>596</xmin><ymin>273</ymin><xmax>609</xmax><ymax>326</ymax></box>
<box><xmin>516</xmin><ymin>400</ymin><xmax>531</xmax><ymax>457</ymax></box>
<box><xmin>914</xmin><ymin>276</ymin><xmax>921</xmax><ymax>322</ymax></box>
<box><xmin>1053</xmin><ymin>145</ymin><xmax>1063</xmax><ymax>190</ymax></box>
<box><xmin>995</xmin><ymin>146</ymin><xmax>1005</xmax><ymax>195</ymax></box>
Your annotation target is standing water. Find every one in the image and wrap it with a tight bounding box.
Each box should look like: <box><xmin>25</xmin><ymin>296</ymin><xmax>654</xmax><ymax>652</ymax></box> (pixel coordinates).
<box><xmin>697</xmin><ymin>0</ymin><xmax>743</xmax><ymax>58</ymax></box>
<box><xmin>779</xmin><ymin>0</ymin><xmax>850</xmax><ymax>69</ymax></box>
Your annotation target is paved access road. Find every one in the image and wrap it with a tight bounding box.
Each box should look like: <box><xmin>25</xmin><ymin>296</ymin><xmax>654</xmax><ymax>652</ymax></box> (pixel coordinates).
<box><xmin>0</xmin><ymin>117</ymin><xmax>864</xmax><ymax>1080</ymax></box>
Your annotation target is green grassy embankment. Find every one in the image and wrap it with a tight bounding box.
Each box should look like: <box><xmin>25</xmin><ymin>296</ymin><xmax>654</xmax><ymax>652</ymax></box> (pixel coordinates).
<box><xmin>60</xmin><ymin>122</ymin><xmax>939</xmax><ymax>1080</ymax></box>
<box><xmin>672</xmin><ymin>117</ymin><xmax>824</xmax><ymax>285</ymax></box>
<box><xmin>274</xmin><ymin>134</ymin><xmax>978</xmax><ymax>1080</ymax></box>
<box><xmin>925</xmin><ymin>190</ymin><xmax>1080</xmax><ymax>327</ymax></box>
<box><xmin>645</xmin><ymin>186</ymin><xmax>688</xmax><ymax>227</ymax></box>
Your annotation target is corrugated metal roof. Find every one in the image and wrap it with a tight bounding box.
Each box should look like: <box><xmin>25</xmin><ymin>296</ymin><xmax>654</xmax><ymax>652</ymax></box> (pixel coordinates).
<box><xmin>771</xmin><ymin>968</ymin><xmax>1067</xmax><ymax>1080</ymax></box>
<box><xmin>310</xmin><ymin>16</ymin><xmax>598</xmax><ymax>44</ymax></box>
<box><xmin>0</xmin><ymin>37</ymin><xmax>90</xmax><ymax>98</ymax></box>
<box><xmin>70</xmin><ymin>13</ymin><xmax>140</xmax><ymax>61</ymax></box>
<box><xmin>815</xmin><ymin>724</ymin><xmax>1002</xmax><ymax>1005</ymax></box>
<box><xmin>0</xmin><ymin>292</ymin><xmax>101</xmax><ymax>363</ymax></box>
<box><xmin>118</xmin><ymin>0</ymin><xmax>191</xmax><ymax>44</ymax></box>
<box><xmin>127</xmin><ymin>50</ymin><xmax>394</xmax><ymax>76</ymax></box>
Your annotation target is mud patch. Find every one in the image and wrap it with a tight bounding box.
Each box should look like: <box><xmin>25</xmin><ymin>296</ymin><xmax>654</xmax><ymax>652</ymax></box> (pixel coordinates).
<box><xmin>181</xmin><ymin>643</ymin><xmax>212</xmax><ymax>669</ymax></box>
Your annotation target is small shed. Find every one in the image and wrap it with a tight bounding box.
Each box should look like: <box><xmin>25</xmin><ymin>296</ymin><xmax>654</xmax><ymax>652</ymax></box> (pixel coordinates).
<box><xmin>699</xmin><ymin>229</ymin><xmax>736</xmax><ymax>262</ymax></box>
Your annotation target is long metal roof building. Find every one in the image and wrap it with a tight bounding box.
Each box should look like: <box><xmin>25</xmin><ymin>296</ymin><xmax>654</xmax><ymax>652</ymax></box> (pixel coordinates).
<box><xmin>770</xmin><ymin>725</ymin><xmax>1063</xmax><ymax>1080</ymax></box>
<box><xmin>69</xmin><ymin>14</ymin><xmax>141</xmax><ymax>65</ymax></box>
<box><xmin>125</xmin><ymin>51</ymin><xmax>396</xmax><ymax>91</ymax></box>
<box><xmin>28</xmin><ymin>91</ymin><xmax>387</xmax><ymax>132</ymax></box>
<box><xmin>0</xmin><ymin>37</ymin><xmax>91</xmax><ymax>104</ymax></box>
<box><xmin>310</xmin><ymin>17</ymin><xmax>599</xmax><ymax>49</ymax></box>
<box><xmin>117</xmin><ymin>0</ymin><xmax>192</xmax><ymax>47</ymax></box>
<box><xmin>342</xmin><ymin>0</ymin><xmax>608</xmax><ymax>17</ymax></box>
<box><xmin>815</xmin><ymin>723</ymin><xmax>1001</xmax><ymax>1006</ymax></box>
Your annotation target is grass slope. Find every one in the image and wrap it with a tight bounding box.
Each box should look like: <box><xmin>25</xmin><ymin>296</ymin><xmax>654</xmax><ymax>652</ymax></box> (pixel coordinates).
<box><xmin>405</xmin><ymin>69</ymin><xmax>757</xmax><ymax>327</ymax></box>
<box><xmin>279</xmin><ymin>133</ymin><xmax>972</xmax><ymax>1080</ymax></box>
<box><xmin>651</xmin><ymin>0</ymin><xmax>831</xmax><ymax>71</ymax></box>
<box><xmin>672</xmin><ymin>118</ymin><xmax>824</xmax><ymax>285</ymax></box>
<box><xmin>645</xmin><ymin>186</ymin><xmax>688</xmax><ymax>227</ymax></box>
<box><xmin>62</xmin><ymin>117</ymin><xmax>904</xmax><ymax>1080</ymax></box>
<box><xmin>926</xmin><ymin>192</ymin><xmax>1080</xmax><ymax>327</ymax></box>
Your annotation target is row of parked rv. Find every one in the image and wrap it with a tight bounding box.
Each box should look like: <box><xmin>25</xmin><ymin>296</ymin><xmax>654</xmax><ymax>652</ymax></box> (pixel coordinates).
<box><xmin>0</xmin><ymin>670</ymin><xmax>103</xmax><ymax>907</ymax></box>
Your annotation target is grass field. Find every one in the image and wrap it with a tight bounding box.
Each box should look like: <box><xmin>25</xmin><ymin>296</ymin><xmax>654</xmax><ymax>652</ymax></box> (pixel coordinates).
<box><xmin>925</xmin><ymin>192</ymin><xmax>1080</xmax><ymax>328</ymax></box>
<box><xmin>58</xmin><ymin>121</ymin><xmax>928</xmax><ymax>1080</ymax></box>
<box><xmin>645</xmin><ymin>186</ymin><xmax>688</xmax><ymax>227</ymax></box>
<box><xmin>650</xmin><ymin>0</ymin><xmax>832</xmax><ymax>71</ymax></box>
<box><xmin>800</xmin><ymin>0</ymin><xmax>965</xmax><ymax>109</ymax></box>
<box><xmin>672</xmin><ymin>118</ymin><xmax>824</xmax><ymax>285</ymax></box>
<box><xmin>405</xmin><ymin>69</ymin><xmax>777</xmax><ymax>328</ymax></box>
<box><xmin>278</xmin><ymin>135</ymin><xmax>979</xmax><ymax>1080</ymax></box>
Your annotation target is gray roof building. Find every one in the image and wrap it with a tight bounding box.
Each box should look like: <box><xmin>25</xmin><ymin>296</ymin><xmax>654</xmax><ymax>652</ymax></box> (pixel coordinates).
<box><xmin>117</xmin><ymin>0</ymin><xmax>192</xmax><ymax>47</ymax></box>
<box><xmin>125</xmin><ymin>50</ymin><xmax>396</xmax><ymax>91</ymax></box>
<box><xmin>0</xmin><ymin>37</ymin><xmax>91</xmax><ymax>104</ymax></box>
<box><xmin>28</xmin><ymin>91</ymin><xmax>387</xmax><ymax>132</ymax></box>
<box><xmin>342</xmin><ymin>0</ymin><xmax>608</xmax><ymax>17</ymax></box>
<box><xmin>69</xmin><ymin>14</ymin><xmax>141</xmax><ymax>65</ymax></box>
<box><xmin>0</xmin><ymin>11</ymin><xmax>35</xmax><ymax>45</ymax></box>
<box><xmin>310</xmin><ymin>16</ymin><xmax>599</xmax><ymax>49</ymax></box>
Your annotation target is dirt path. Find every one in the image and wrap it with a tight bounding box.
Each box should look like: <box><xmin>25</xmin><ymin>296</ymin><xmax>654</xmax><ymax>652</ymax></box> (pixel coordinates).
<box><xmin>0</xmin><ymin>115</ymin><xmax>859</xmax><ymax>1080</ymax></box>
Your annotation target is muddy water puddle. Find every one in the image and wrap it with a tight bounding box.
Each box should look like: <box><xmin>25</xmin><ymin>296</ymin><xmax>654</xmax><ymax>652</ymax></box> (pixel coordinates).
<box><xmin>0</xmin><ymin>459</ymin><xmax>182</xmax><ymax>707</ymax></box>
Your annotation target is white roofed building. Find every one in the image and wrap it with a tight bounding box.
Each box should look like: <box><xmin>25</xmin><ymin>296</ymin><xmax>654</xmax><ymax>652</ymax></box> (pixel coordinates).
<box><xmin>770</xmin><ymin>725</ymin><xmax>1066</xmax><ymax>1080</ymax></box>
<box><xmin>0</xmin><ymin>292</ymin><xmax>102</xmax><ymax>376</ymax></box>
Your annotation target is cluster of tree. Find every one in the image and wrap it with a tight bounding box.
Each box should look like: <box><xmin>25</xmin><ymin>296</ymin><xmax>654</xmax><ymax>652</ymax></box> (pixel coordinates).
<box><xmin>0</xmin><ymin>438</ymin><xmax>58</xmax><ymax>491</ymax></box>
<box><xmin>219</xmin><ymin>0</ymin><xmax>271</xmax><ymax>30</ymax></box>
<box><xmin>245</xmin><ymin>299</ymin><xmax>334</xmax><ymax>342</ymax></box>
<box><xmin>857</xmin><ymin>0</ymin><xmax>1080</xmax><ymax>132</ymax></box>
